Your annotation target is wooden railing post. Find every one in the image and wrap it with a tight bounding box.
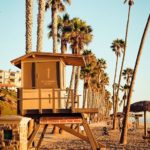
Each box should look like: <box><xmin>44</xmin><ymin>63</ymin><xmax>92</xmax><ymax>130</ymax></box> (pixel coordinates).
<box><xmin>39</xmin><ymin>89</ymin><xmax>42</xmax><ymax>114</ymax></box>
<box><xmin>77</xmin><ymin>95</ymin><xmax>79</xmax><ymax>108</ymax></box>
<box><xmin>71</xmin><ymin>90</ymin><xmax>74</xmax><ymax>112</ymax></box>
<box><xmin>52</xmin><ymin>89</ymin><xmax>56</xmax><ymax>113</ymax></box>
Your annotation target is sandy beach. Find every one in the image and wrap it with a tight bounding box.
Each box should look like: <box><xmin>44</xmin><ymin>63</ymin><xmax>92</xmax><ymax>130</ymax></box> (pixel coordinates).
<box><xmin>36</xmin><ymin>121</ymin><xmax>150</xmax><ymax>150</ymax></box>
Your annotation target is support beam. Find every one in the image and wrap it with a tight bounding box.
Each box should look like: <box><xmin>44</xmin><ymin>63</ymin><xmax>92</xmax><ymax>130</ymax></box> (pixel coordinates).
<box><xmin>82</xmin><ymin>118</ymin><xmax>100</xmax><ymax>150</ymax></box>
<box><xmin>28</xmin><ymin>124</ymin><xmax>40</xmax><ymax>148</ymax></box>
<box><xmin>37</xmin><ymin>124</ymin><xmax>48</xmax><ymax>149</ymax></box>
<box><xmin>55</xmin><ymin>124</ymin><xmax>89</xmax><ymax>142</ymax></box>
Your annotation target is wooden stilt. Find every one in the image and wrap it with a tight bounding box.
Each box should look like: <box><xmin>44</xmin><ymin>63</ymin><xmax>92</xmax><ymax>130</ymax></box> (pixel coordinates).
<box><xmin>82</xmin><ymin>118</ymin><xmax>100</xmax><ymax>150</ymax></box>
<box><xmin>56</xmin><ymin>124</ymin><xmax>89</xmax><ymax>141</ymax></box>
<box><xmin>36</xmin><ymin>124</ymin><xmax>48</xmax><ymax>149</ymax></box>
<box><xmin>28</xmin><ymin>124</ymin><xmax>40</xmax><ymax>149</ymax></box>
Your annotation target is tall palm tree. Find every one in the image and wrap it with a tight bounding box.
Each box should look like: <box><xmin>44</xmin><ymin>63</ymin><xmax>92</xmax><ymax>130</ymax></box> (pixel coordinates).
<box><xmin>67</xmin><ymin>18</ymin><xmax>93</xmax><ymax>103</ymax></box>
<box><xmin>37</xmin><ymin>0</ymin><xmax>45</xmax><ymax>52</ymax></box>
<box><xmin>80</xmin><ymin>50</ymin><xmax>96</xmax><ymax>108</ymax></box>
<box><xmin>69</xmin><ymin>18</ymin><xmax>93</xmax><ymax>54</ymax></box>
<box><xmin>48</xmin><ymin>13</ymin><xmax>71</xmax><ymax>54</ymax></box>
<box><xmin>122</xmin><ymin>68</ymin><xmax>133</xmax><ymax>85</ymax></box>
<box><xmin>120</xmin><ymin>68</ymin><xmax>133</xmax><ymax>109</ymax></box>
<box><xmin>120</xmin><ymin>84</ymin><xmax>129</xmax><ymax>109</ymax></box>
<box><xmin>120</xmin><ymin>14</ymin><xmax>150</xmax><ymax>145</ymax></box>
<box><xmin>104</xmin><ymin>90</ymin><xmax>112</xmax><ymax>117</ymax></box>
<box><xmin>46</xmin><ymin>0</ymin><xmax>71</xmax><ymax>53</ymax></box>
<box><xmin>80</xmin><ymin>51</ymin><xmax>109</xmax><ymax>117</ymax></box>
<box><xmin>113</xmin><ymin>0</ymin><xmax>134</xmax><ymax>129</ymax></box>
<box><xmin>111</xmin><ymin>39</ymin><xmax>125</xmax><ymax>129</ymax></box>
<box><xmin>26</xmin><ymin>0</ymin><xmax>33</xmax><ymax>54</ymax></box>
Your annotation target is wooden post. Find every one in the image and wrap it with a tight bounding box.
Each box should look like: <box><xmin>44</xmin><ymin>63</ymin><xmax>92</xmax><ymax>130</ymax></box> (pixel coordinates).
<box><xmin>77</xmin><ymin>95</ymin><xmax>79</xmax><ymax>108</ymax></box>
<box><xmin>52</xmin><ymin>89</ymin><xmax>56</xmax><ymax>113</ymax></box>
<box><xmin>144</xmin><ymin>111</ymin><xmax>147</xmax><ymax>136</ymax></box>
<box><xmin>37</xmin><ymin>124</ymin><xmax>48</xmax><ymax>149</ymax></box>
<box><xmin>39</xmin><ymin>89</ymin><xmax>42</xmax><ymax>114</ymax></box>
<box><xmin>28</xmin><ymin>124</ymin><xmax>40</xmax><ymax>148</ymax></box>
<box><xmin>20</xmin><ymin>88</ymin><xmax>24</xmax><ymax>115</ymax></box>
<box><xmin>71</xmin><ymin>90</ymin><xmax>74</xmax><ymax>112</ymax></box>
<box><xmin>135</xmin><ymin>116</ymin><xmax>139</xmax><ymax>129</ymax></box>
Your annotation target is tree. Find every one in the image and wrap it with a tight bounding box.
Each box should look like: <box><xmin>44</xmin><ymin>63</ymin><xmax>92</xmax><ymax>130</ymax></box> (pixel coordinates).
<box><xmin>80</xmin><ymin>50</ymin><xmax>110</xmax><ymax>121</ymax></box>
<box><xmin>48</xmin><ymin>13</ymin><xmax>71</xmax><ymax>54</ymax></box>
<box><xmin>69</xmin><ymin>18</ymin><xmax>93</xmax><ymax>54</ymax></box>
<box><xmin>80</xmin><ymin>50</ymin><xmax>96</xmax><ymax>108</ymax></box>
<box><xmin>104</xmin><ymin>90</ymin><xmax>112</xmax><ymax>117</ymax></box>
<box><xmin>47</xmin><ymin>14</ymin><xmax>72</xmax><ymax>108</ymax></box>
<box><xmin>122</xmin><ymin>68</ymin><xmax>133</xmax><ymax>85</ymax></box>
<box><xmin>113</xmin><ymin>0</ymin><xmax>134</xmax><ymax>130</ymax></box>
<box><xmin>119</xmin><ymin>68</ymin><xmax>133</xmax><ymax>110</ymax></box>
<box><xmin>120</xmin><ymin>14</ymin><xmax>150</xmax><ymax>145</ymax></box>
<box><xmin>111</xmin><ymin>39</ymin><xmax>125</xmax><ymax>129</ymax></box>
<box><xmin>26</xmin><ymin>0</ymin><xmax>33</xmax><ymax>54</ymax></box>
<box><xmin>65</xmin><ymin>18</ymin><xmax>93</xmax><ymax>103</ymax></box>
<box><xmin>37</xmin><ymin>0</ymin><xmax>45</xmax><ymax>52</ymax></box>
<box><xmin>46</xmin><ymin>0</ymin><xmax>71</xmax><ymax>53</ymax></box>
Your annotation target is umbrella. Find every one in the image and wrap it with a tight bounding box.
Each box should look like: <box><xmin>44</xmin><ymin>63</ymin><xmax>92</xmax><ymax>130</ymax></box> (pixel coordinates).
<box><xmin>130</xmin><ymin>100</ymin><xmax>150</xmax><ymax>136</ymax></box>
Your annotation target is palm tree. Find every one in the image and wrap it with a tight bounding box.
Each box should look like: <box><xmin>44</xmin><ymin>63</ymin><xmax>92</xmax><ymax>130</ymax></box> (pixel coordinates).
<box><xmin>122</xmin><ymin>68</ymin><xmax>133</xmax><ymax>85</ymax></box>
<box><xmin>104</xmin><ymin>90</ymin><xmax>112</xmax><ymax>117</ymax></box>
<box><xmin>80</xmin><ymin>50</ymin><xmax>96</xmax><ymax>108</ymax></box>
<box><xmin>48</xmin><ymin>13</ymin><xmax>71</xmax><ymax>54</ymax></box>
<box><xmin>67</xmin><ymin>18</ymin><xmax>93</xmax><ymax>103</ymax></box>
<box><xmin>113</xmin><ymin>0</ymin><xmax>134</xmax><ymax>129</ymax></box>
<box><xmin>37</xmin><ymin>0</ymin><xmax>45</xmax><ymax>52</ymax></box>
<box><xmin>26</xmin><ymin>0</ymin><xmax>33</xmax><ymax>54</ymax></box>
<box><xmin>46</xmin><ymin>0</ymin><xmax>71</xmax><ymax>53</ymax></box>
<box><xmin>119</xmin><ymin>84</ymin><xmax>129</xmax><ymax>109</ymax></box>
<box><xmin>120</xmin><ymin>14</ymin><xmax>150</xmax><ymax>145</ymax></box>
<box><xmin>80</xmin><ymin>52</ymin><xmax>110</xmax><ymax>118</ymax></box>
<box><xmin>45</xmin><ymin>1</ymin><xmax>71</xmax><ymax>133</ymax></box>
<box><xmin>111</xmin><ymin>39</ymin><xmax>125</xmax><ymax>129</ymax></box>
<box><xmin>120</xmin><ymin>68</ymin><xmax>133</xmax><ymax>109</ymax></box>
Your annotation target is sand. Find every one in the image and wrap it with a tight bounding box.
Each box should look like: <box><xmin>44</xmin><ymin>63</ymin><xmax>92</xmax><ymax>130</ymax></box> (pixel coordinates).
<box><xmin>36</xmin><ymin>121</ymin><xmax>150</xmax><ymax>150</ymax></box>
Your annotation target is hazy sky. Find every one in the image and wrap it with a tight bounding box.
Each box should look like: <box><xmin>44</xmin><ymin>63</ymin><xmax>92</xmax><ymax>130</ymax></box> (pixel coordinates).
<box><xmin>0</xmin><ymin>0</ymin><xmax>150</xmax><ymax>104</ymax></box>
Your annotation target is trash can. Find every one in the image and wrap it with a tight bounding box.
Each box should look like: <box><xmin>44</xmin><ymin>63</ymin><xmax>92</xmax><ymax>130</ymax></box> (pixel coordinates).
<box><xmin>0</xmin><ymin>115</ymin><xmax>31</xmax><ymax>150</ymax></box>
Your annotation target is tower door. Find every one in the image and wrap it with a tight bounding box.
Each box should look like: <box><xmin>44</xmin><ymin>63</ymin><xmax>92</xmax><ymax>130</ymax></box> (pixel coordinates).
<box><xmin>36</xmin><ymin>62</ymin><xmax>60</xmax><ymax>88</ymax></box>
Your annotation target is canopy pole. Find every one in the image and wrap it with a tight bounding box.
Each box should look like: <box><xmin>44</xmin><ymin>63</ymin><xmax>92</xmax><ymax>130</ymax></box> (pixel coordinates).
<box><xmin>144</xmin><ymin>111</ymin><xmax>147</xmax><ymax>136</ymax></box>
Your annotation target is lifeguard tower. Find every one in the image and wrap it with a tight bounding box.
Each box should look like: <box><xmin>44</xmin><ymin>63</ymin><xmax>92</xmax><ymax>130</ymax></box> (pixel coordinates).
<box><xmin>11</xmin><ymin>52</ymin><xmax>101</xmax><ymax>150</ymax></box>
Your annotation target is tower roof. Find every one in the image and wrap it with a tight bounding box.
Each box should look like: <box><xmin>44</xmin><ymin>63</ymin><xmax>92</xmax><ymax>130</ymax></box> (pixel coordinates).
<box><xmin>11</xmin><ymin>52</ymin><xmax>85</xmax><ymax>68</ymax></box>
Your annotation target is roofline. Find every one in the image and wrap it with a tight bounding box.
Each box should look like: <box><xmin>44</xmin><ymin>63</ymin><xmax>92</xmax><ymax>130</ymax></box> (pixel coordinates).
<box><xmin>11</xmin><ymin>52</ymin><xmax>86</xmax><ymax>68</ymax></box>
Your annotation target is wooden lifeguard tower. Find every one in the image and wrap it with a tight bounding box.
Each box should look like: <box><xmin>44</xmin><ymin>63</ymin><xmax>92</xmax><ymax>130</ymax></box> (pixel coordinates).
<box><xmin>11</xmin><ymin>52</ymin><xmax>101</xmax><ymax>150</ymax></box>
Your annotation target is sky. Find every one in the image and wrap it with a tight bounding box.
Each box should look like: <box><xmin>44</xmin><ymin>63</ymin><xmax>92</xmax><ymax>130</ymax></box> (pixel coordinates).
<box><xmin>0</xmin><ymin>0</ymin><xmax>150</xmax><ymax>107</ymax></box>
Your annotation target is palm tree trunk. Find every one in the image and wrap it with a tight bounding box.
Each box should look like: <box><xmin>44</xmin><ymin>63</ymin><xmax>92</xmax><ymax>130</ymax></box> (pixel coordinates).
<box><xmin>82</xmin><ymin>87</ymin><xmax>85</xmax><ymax>107</ymax></box>
<box><xmin>61</xmin><ymin>38</ymin><xmax>66</xmax><ymax>54</ymax></box>
<box><xmin>66</xmin><ymin>66</ymin><xmax>76</xmax><ymax>108</ymax></box>
<box><xmin>120</xmin><ymin>14</ymin><xmax>150</xmax><ymax>145</ymax></box>
<box><xmin>82</xmin><ymin>79</ymin><xmax>88</xmax><ymax>108</ymax></box>
<box><xmin>87</xmin><ymin>89</ymin><xmax>90</xmax><ymax>108</ymax></box>
<box><xmin>52</xmin><ymin>2</ymin><xmax>58</xmax><ymax>53</ymax></box>
<box><xmin>37</xmin><ymin>0</ymin><xmax>45</xmax><ymax>52</ymax></box>
<box><xmin>74</xmin><ymin>66</ymin><xmax>80</xmax><ymax>102</ymax></box>
<box><xmin>112</xmin><ymin>54</ymin><xmax>119</xmax><ymax>118</ymax></box>
<box><xmin>26</xmin><ymin>0</ymin><xmax>33</xmax><ymax>54</ymax></box>
<box><xmin>113</xmin><ymin>5</ymin><xmax>131</xmax><ymax>130</ymax></box>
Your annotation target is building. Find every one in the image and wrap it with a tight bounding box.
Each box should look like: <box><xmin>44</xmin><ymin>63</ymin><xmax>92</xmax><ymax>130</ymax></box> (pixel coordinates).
<box><xmin>0</xmin><ymin>70</ymin><xmax>21</xmax><ymax>89</ymax></box>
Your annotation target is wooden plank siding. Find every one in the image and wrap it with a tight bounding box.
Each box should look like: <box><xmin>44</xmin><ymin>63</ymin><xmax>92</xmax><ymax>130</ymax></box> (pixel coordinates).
<box><xmin>18</xmin><ymin>88</ymin><xmax>75</xmax><ymax>115</ymax></box>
